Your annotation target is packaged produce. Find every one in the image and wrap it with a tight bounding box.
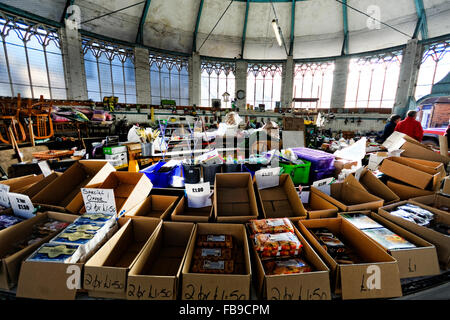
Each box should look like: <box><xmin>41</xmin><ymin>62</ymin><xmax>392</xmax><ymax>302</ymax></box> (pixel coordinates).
<box><xmin>253</xmin><ymin>232</ymin><xmax>302</xmax><ymax>253</ymax></box>
<box><xmin>196</xmin><ymin>234</ymin><xmax>233</xmax><ymax>248</ymax></box>
<box><xmin>249</xmin><ymin>218</ymin><xmax>295</xmax><ymax>234</ymax></box>
<box><xmin>263</xmin><ymin>258</ymin><xmax>313</xmax><ymax>275</ymax></box>
<box><xmin>191</xmin><ymin>259</ymin><xmax>234</xmax><ymax>274</ymax></box>
<box><xmin>362</xmin><ymin>228</ymin><xmax>416</xmax><ymax>250</ymax></box>
<box><xmin>193</xmin><ymin>247</ymin><xmax>233</xmax><ymax>261</ymax></box>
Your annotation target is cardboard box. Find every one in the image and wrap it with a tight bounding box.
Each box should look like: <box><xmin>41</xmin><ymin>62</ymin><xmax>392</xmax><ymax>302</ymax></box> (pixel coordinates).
<box><xmin>345</xmin><ymin>169</ymin><xmax>400</xmax><ymax>205</ymax></box>
<box><xmin>181</xmin><ymin>223</ymin><xmax>252</xmax><ymax>300</ymax></box>
<box><xmin>305</xmin><ymin>189</ymin><xmax>339</xmax><ymax>219</ymax></box>
<box><xmin>378</xmin><ymin>201</ymin><xmax>450</xmax><ymax>268</ymax></box>
<box><xmin>254</xmin><ymin>174</ymin><xmax>307</xmax><ymax>221</ymax></box>
<box><xmin>0</xmin><ymin>174</ymin><xmax>44</xmax><ymax>193</ymax></box>
<box><xmin>126</xmin><ymin>222</ymin><xmax>196</xmax><ymax>300</ymax></box>
<box><xmin>251</xmin><ymin>224</ymin><xmax>331</xmax><ymax>300</ymax></box>
<box><xmin>283</xmin><ymin>117</ymin><xmax>305</xmax><ymax>131</ymax></box>
<box><xmin>171</xmin><ymin>196</ymin><xmax>213</xmax><ymax>223</ymax></box>
<box><xmin>386</xmin><ymin>180</ymin><xmax>434</xmax><ymax>200</ymax></box>
<box><xmin>310</xmin><ymin>182</ymin><xmax>384</xmax><ymax>212</ymax></box>
<box><xmin>334</xmin><ymin>158</ymin><xmax>358</xmax><ymax>176</ymax></box>
<box><xmin>21</xmin><ymin>172</ymin><xmax>62</xmax><ymax>198</ymax></box>
<box><xmin>379</xmin><ymin>157</ymin><xmax>443</xmax><ymax>190</ymax></box>
<box><xmin>0</xmin><ymin>211</ymin><xmax>78</xmax><ymax>289</ymax></box>
<box><xmin>32</xmin><ymin>160</ymin><xmax>116</xmax><ymax>213</ymax></box>
<box><xmin>401</xmin><ymin>141</ymin><xmax>449</xmax><ymax>165</ymax></box>
<box><xmin>80</xmin><ymin>172</ymin><xmax>152</xmax><ymax>215</ymax></box>
<box><xmin>409</xmin><ymin>194</ymin><xmax>450</xmax><ymax>217</ymax></box>
<box><xmin>442</xmin><ymin>176</ymin><xmax>450</xmax><ymax>195</ymax></box>
<box><xmin>338</xmin><ymin>211</ymin><xmax>440</xmax><ymax>279</ymax></box>
<box><xmin>298</xmin><ymin>218</ymin><xmax>402</xmax><ymax>300</ymax></box>
<box><xmin>83</xmin><ymin>218</ymin><xmax>162</xmax><ymax>298</ymax></box>
<box><xmin>214</xmin><ymin>173</ymin><xmax>259</xmax><ymax>223</ymax></box>
<box><xmin>126</xmin><ymin>195</ymin><xmax>179</xmax><ymax>220</ymax></box>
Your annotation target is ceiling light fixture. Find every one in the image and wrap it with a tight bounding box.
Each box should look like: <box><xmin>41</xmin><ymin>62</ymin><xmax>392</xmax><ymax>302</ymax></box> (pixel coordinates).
<box><xmin>271</xmin><ymin>19</ymin><xmax>282</xmax><ymax>47</ymax></box>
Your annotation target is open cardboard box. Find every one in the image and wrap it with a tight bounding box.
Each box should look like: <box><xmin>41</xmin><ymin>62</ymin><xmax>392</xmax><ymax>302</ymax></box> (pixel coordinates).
<box><xmin>83</xmin><ymin>217</ymin><xmax>162</xmax><ymax>299</ymax></box>
<box><xmin>310</xmin><ymin>182</ymin><xmax>384</xmax><ymax>212</ymax></box>
<box><xmin>250</xmin><ymin>223</ymin><xmax>331</xmax><ymax>300</ymax></box>
<box><xmin>126</xmin><ymin>221</ymin><xmax>196</xmax><ymax>300</ymax></box>
<box><xmin>16</xmin><ymin>213</ymin><xmax>118</xmax><ymax>300</ymax></box>
<box><xmin>298</xmin><ymin>218</ymin><xmax>402</xmax><ymax>300</ymax></box>
<box><xmin>80</xmin><ymin>172</ymin><xmax>152</xmax><ymax>215</ymax></box>
<box><xmin>22</xmin><ymin>172</ymin><xmax>62</xmax><ymax>198</ymax></box>
<box><xmin>378</xmin><ymin>201</ymin><xmax>450</xmax><ymax>269</ymax></box>
<box><xmin>379</xmin><ymin>157</ymin><xmax>444</xmax><ymax>190</ymax></box>
<box><xmin>409</xmin><ymin>194</ymin><xmax>450</xmax><ymax>216</ymax></box>
<box><xmin>32</xmin><ymin>160</ymin><xmax>115</xmax><ymax>213</ymax></box>
<box><xmin>0</xmin><ymin>174</ymin><xmax>44</xmax><ymax>193</ymax></box>
<box><xmin>386</xmin><ymin>180</ymin><xmax>434</xmax><ymax>200</ymax></box>
<box><xmin>171</xmin><ymin>195</ymin><xmax>213</xmax><ymax>223</ymax></box>
<box><xmin>126</xmin><ymin>195</ymin><xmax>179</xmax><ymax>220</ymax></box>
<box><xmin>181</xmin><ymin>223</ymin><xmax>252</xmax><ymax>300</ymax></box>
<box><xmin>305</xmin><ymin>188</ymin><xmax>339</xmax><ymax>219</ymax></box>
<box><xmin>254</xmin><ymin>174</ymin><xmax>307</xmax><ymax>221</ymax></box>
<box><xmin>338</xmin><ymin>211</ymin><xmax>440</xmax><ymax>278</ymax></box>
<box><xmin>214</xmin><ymin>173</ymin><xmax>259</xmax><ymax>223</ymax></box>
<box><xmin>345</xmin><ymin>168</ymin><xmax>400</xmax><ymax>205</ymax></box>
<box><xmin>442</xmin><ymin>176</ymin><xmax>450</xmax><ymax>195</ymax></box>
<box><xmin>0</xmin><ymin>211</ymin><xmax>78</xmax><ymax>290</ymax></box>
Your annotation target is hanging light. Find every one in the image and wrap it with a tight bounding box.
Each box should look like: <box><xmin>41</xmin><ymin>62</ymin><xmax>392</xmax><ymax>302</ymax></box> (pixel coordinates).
<box><xmin>272</xmin><ymin>19</ymin><xmax>282</xmax><ymax>47</ymax></box>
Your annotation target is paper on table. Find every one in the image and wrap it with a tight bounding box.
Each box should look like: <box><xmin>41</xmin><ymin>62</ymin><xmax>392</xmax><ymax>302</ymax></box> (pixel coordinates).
<box><xmin>185</xmin><ymin>182</ymin><xmax>212</xmax><ymax>208</ymax></box>
<box><xmin>81</xmin><ymin>188</ymin><xmax>117</xmax><ymax>216</ymax></box>
<box><xmin>333</xmin><ymin>137</ymin><xmax>367</xmax><ymax>161</ymax></box>
<box><xmin>7</xmin><ymin>192</ymin><xmax>34</xmax><ymax>219</ymax></box>
<box><xmin>255</xmin><ymin>167</ymin><xmax>281</xmax><ymax>190</ymax></box>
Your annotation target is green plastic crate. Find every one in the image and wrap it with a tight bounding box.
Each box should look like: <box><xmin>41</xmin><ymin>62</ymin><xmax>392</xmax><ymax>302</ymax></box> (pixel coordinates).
<box><xmin>279</xmin><ymin>160</ymin><xmax>311</xmax><ymax>184</ymax></box>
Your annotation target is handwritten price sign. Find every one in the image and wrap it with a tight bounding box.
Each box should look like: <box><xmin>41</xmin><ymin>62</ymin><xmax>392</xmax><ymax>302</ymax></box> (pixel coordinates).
<box><xmin>81</xmin><ymin>188</ymin><xmax>117</xmax><ymax>215</ymax></box>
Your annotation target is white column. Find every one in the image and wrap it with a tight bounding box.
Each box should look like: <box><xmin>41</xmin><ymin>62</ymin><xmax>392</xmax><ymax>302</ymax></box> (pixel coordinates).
<box><xmin>134</xmin><ymin>47</ymin><xmax>151</xmax><ymax>104</ymax></box>
<box><xmin>189</xmin><ymin>52</ymin><xmax>201</xmax><ymax>106</ymax></box>
<box><xmin>281</xmin><ymin>56</ymin><xmax>294</xmax><ymax>109</ymax></box>
<box><xmin>393</xmin><ymin>39</ymin><xmax>422</xmax><ymax>117</ymax></box>
<box><xmin>61</xmin><ymin>27</ymin><xmax>88</xmax><ymax>100</ymax></box>
<box><xmin>330</xmin><ymin>56</ymin><xmax>350</xmax><ymax>108</ymax></box>
<box><xmin>235</xmin><ymin>59</ymin><xmax>248</xmax><ymax>109</ymax></box>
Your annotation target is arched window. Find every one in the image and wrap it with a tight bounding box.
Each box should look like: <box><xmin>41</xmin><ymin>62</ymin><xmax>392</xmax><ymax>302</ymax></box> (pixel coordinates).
<box><xmin>201</xmin><ymin>60</ymin><xmax>235</xmax><ymax>108</ymax></box>
<box><xmin>247</xmin><ymin>63</ymin><xmax>282</xmax><ymax>110</ymax></box>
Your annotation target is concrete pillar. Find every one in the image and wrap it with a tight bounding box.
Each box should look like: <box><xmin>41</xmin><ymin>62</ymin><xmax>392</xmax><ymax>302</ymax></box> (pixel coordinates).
<box><xmin>330</xmin><ymin>56</ymin><xmax>350</xmax><ymax>108</ymax></box>
<box><xmin>134</xmin><ymin>47</ymin><xmax>151</xmax><ymax>104</ymax></box>
<box><xmin>189</xmin><ymin>52</ymin><xmax>201</xmax><ymax>106</ymax></box>
<box><xmin>393</xmin><ymin>39</ymin><xmax>423</xmax><ymax>117</ymax></box>
<box><xmin>235</xmin><ymin>59</ymin><xmax>248</xmax><ymax>109</ymax></box>
<box><xmin>61</xmin><ymin>27</ymin><xmax>88</xmax><ymax>100</ymax></box>
<box><xmin>281</xmin><ymin>56</ymin><xmax>294</xmax><ymax>109</ymax></box>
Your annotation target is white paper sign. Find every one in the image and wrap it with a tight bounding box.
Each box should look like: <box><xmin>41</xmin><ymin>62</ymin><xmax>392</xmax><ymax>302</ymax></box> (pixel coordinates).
<box><xmin>255</xmin><ymin>167</ymin><xmax>281</xmax><ymax>190</ymax></box>
<box><xmin>0</xmin><ymin>184</ymin><xmax>10</xmax><ymax>192</ymax></box>
<box><xmin>300</xmin><ymin>191</ymin><xmax>310</xmax><ymax>204</ymax></box>
<box><xmin>38</xmin><ymin>161</ymin><xmax>52</xmax><ymax>177</ymax></box>
<box><xmin>81</xmin><ymin>188</ymin><xmax>117</xmax><ymax>216</ymax></box>
<box><xmin>382</xmin><ymin>132</ymin><xmax>406</xmax><ymax>152</ymax></box>
<box><xmin>8</xmin><ymin>192</ymin><xmax>35</xmax><ymax>218</ymax></box>
<box><xmin>312</xmin><ymin>177</ymin><xmax>334</xmax><ymax>196</ymax></box>
<box><xmin>354</xmin><ymin>166</ymin><xmax>364</xmax><ymax>181</ymax></box>
<box><xmin>185</xmin><ymin>182</ymin><xmax>212</xmax><ymax>208</ymax></box>
<box><xmin>0</xmin><ymin>189</ymin><xmax>10</xmax><ymax>208</ymax></box>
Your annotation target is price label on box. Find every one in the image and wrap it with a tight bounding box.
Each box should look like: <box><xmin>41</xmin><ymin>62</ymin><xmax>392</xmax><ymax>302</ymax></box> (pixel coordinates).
<box><xmin>8</xmin><ymin>192</ymin><xmax>35</xmax><ymax>218</ymax></box>
<box><xmin>38</xmin><ymin>161</ymin><xmax>52</xmax><ymax>177</ymax></box>
<box><xmin>81</xmin><ymin>188</ymin><xmax>117</xmax><ymax>216</ymax></box>
<box><xmin>185</xmin><ymin>182</ymin><xmax>212</xmax><ymax>208</ymax></box>
<box><xmin>312</xmin><ymin>177</ymin><xmax>334</xmax><ymax>196</ymax></box>
<box><xmin>255</xmin><ymin>167</ymin><xmax>281</xmax><ymax>190</ymax></box>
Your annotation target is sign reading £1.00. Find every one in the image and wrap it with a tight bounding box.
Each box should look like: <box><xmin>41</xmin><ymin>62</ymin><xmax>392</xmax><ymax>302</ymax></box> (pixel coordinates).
<box><xmin>81</xmin><ymin>188</ymin><xmax>117</xmax><ymax>216</ymax></box>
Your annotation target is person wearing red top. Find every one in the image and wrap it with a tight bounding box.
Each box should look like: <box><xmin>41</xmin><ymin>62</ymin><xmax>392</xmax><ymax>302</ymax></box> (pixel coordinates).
<box><xmin>394</xmin><ymin>110</ymin><xmax>424</xmax><ymax>142</ymax></box>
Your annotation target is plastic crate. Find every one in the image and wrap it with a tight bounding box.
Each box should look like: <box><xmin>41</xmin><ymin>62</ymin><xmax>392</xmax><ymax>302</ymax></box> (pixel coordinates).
<box><xmin>140</xmin><ymin>161</ymin><xmax>180</xmax><ymax>188</ymax></box>
<box><xmin>290</xmin><ymin>147</ymin><xmax>335</xmax><ymax>171</ymax></box>
<box><xmin>242</xmin><ymin>163</ymin><xmax>264</xmax><ymax>178</ymax></box>
<box><xmin>312</xmin><ymin>167</ymin><xmax>336</xmax><ymax>181</ymax></box>
<box><xmin>279</xmin><ymin>160</ymin><xmax>311</xmax><ymax>184</ymax></box>
<box><xmin>182</xmin><ymin>163</ymin><xmax>201</xmax><ymax>184</ymax></box>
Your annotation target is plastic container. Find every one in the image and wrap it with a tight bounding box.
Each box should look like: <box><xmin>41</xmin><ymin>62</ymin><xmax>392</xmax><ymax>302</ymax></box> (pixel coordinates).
<box><xmin>223</xmin><ymin>163</ymin><xmax>242</xmax><ymax>173</ymax></box>
<box><xmin>201</xmin><ymin>163</ymin><xmax>222</xmax><ymax>185</ymax></box>
<box><xmin>279</xmin><ymin>161</ymin><xmax>311</xmax><ymax>184</ymax></box>
<box><xmin>242</xmin><ymin>163</ymin><xmax>264</xmax><ymax>177</ymax></box>
<box><xmin>182</xmin><ymin>163</ymin><xmax>201</xmax><ymax>184</ymax></box>
<box><xmin>140</xmin><ymin>161</ymin><xmax>179</xmax><ymax>188</ymax></box>
<box><xmin>312</xmin><ymin>167</ymin><xmax>335</xmax><ymax>181</ymax></box>
<box><xmin>290</xmin><ymin>147</ymin><xmax>335</xmax><ymax>183</ymax></box>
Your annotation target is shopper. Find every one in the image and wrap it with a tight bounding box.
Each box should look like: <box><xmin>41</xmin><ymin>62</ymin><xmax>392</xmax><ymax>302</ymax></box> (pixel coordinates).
<box><xmin>379</xmin><ymin>114</ymin><xmax>401</xmax><ymax>142</ymax></box>
<box><xmin>395</xmin><ymin>110</ymin><xmax>424</xmax><ymax>142</ymax></box>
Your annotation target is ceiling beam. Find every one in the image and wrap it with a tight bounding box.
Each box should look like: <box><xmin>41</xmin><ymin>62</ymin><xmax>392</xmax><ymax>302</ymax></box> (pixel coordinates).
<box><xmin>60</xmin><ymin>0</ymin><xmax>75</xmax><ymax>24</ymax></box>
<box><xmin>412</xmin><ymin>14</ymin><xmax>424</xmax><ymax>39</ymax></box>
<box><xmin>289</xmin><ymin>0</ymin><xmax>295</xmax><ymax>56</ymax></box>
<box><xmin>241</xmin><ymin>0</ymin><xmax>250</xmax><ymax>58</ymax></box>
<box><xmin>413</xmin><ymin>0</ymin><xmax>428</xmax><ymax>40</ymax></box>
<box><xmin>136</xmin><ymin>0</ymin><xmax>151</xmax><ymax>45</ymax></box>
<box><xmin>341</xmin><ymin>0</ymin><xmax>349</xmax><ymax>55</ymax></box>
<box><xmin>192</xmin><ymin>0</ymin><xmax>204</xmax><ymax>53</ymax></box>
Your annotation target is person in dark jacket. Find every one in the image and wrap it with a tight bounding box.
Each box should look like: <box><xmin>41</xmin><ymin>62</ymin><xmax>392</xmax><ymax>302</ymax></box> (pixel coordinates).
<box><xmin>379</xmin><ymin>114</ymin><xmax>401</xmax><ymax>143</ymax></box>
